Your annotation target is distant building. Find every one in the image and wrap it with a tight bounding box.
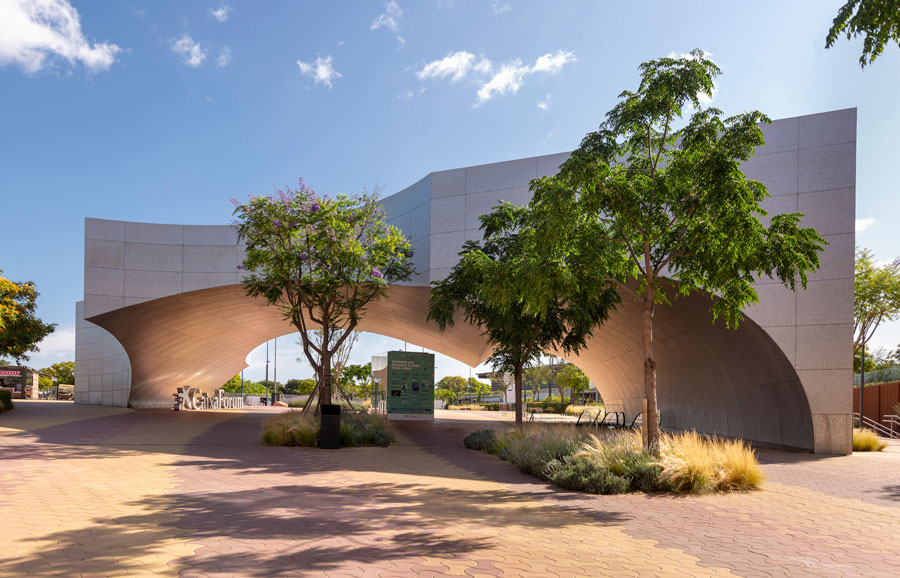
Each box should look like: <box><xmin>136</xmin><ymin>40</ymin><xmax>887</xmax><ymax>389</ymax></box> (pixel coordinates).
<box><xmin>0</xmin><ymin>366</ymin><xmax>42</xmax><ymax>399</ymax></box>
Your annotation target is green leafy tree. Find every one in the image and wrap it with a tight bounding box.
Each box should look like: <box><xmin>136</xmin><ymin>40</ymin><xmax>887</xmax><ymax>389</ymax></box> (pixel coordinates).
<box><xmin>557</xmin><ymin>363</ymin><xmax>589</xmax><ymax>403</ymax></box>
<box><xmin>436</xmin><ymin>375</ymin><xmax>467</xmax><ymax>394</ymax></box>
<box><xmin>435</xmin><ymin>387</ymin><xmax>458</xmax><ymax>404</ymax></box>
<box><xmin>285</xmin><ymin>378</ymin><xmax>317</xmax><ymax>395</ymax></box>
<box><xmin>853</xmin><ymin>248</ymin><xmax>900</xmax><ymax>363</ymax></box>
<box><xmin>234</xmin><ymin>181</ymin><xmax>414</xmax><ymax>406</ymax></box>
<box><xmin>222</xmin><ymin>375</ymin><xmax>268</xmax><ymax>394</ymax></box>
<box><xmin>826</xmin><ymin>0</ymin><xmax>900</xmax><ymax>67</ymax></box>
<box><xmin>466</xmin><ymin>377</ymin><xmax>492</xmax><ymax>402</ymax></box>
<box><xmin>41</xmin><ymin>361</ymin><xmax>75</xmax><ymax>385</ymax></box>
<box><xmin>0</xmin><ymin>270</ymin><xmax>56</xmax><ymax>362</ymax></box>
<box><xmin>339</xmin><ymin>363</ymin><xmax>374</xmax><ymax>399</ymax></box>
<box><xmin>428</xmin><ymin>202</ymin><xmax>620</xmax><ymax>424</ymax></box>
<box><xmin>530</xmin><ymin>50</ymin><xmax>825</xmax><ymax>449</ymax></box>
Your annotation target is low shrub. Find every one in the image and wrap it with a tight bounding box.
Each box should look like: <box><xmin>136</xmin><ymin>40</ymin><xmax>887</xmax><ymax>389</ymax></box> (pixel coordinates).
<box><xmin>496</xmin><ymin>425</ymin><xmax>584</xmax><ymax>480</ymax></box>
<box><xmin>339</xmin><ymin>411</ymin><xmax>394</xmax><ymax>447</ymax></box>
<box><xmin>463</xmin><ymin>429</ymin><xmax>498</xmax><ymax>452</ymax></box>
<box><xmin>852</xmin><ymin>428</ymin><xmax>887</xmax><ymax>452</ymax></box>
<box><xmin>526</xmin><ymin>401</ymin><xmax>568</xmax><ymax>414</ymax></box>
<box><xmin>0</xmin><ymin>390</ymin><xmax>13</xmax><ymax>413</ymax></box>
<box><xmin>261</xmin><ymin>409</ymin><xmax>393</xmax><ymax>448</ymax></box>
<box><xmin>545</xmin><ymin>456</ymin><xmax>630</xmax><ymax>494</ymax></box>
<box><xmin>449</xmin><ymin>404</ymin><xmax>488</xmax><ymax>411</ymax></box>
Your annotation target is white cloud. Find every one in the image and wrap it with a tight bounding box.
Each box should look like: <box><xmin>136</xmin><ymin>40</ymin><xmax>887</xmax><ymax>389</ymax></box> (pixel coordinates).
<box><xmin>856</xmin><ymin>218</ymin><xmax>874</xmax><ymax>233</ymax></box>
<box><xmin>371</xmin><ymin>0</ymin><xmax>401</xmax><ymax>31</ymax></box>
<box><xmin>492</xmin><ymin>1</ymin><xmax>511</xmax><ymax>15</ymax></box>
<box><xmin>216</xmin><ymin>46</ymin><xmax>231</xmax><ymax>68</ymax></box>
<box><xmin>297</xmin><ymin>55</ymin><xmax>341</xmax><ymax>88</ymax></box>
<box><xmin>532</xmin><ymin>49</ymin><xmax>576</xmax><ymax>74</ymax></box>
<box><xmin>398</xmin><ymin>87</ymin><xmax>426</xmax><ymax>100</ymax></box>
<box><xmin>0</xmin><ymin>0</ymin><xmax>121</xmax><ymax>73</ymax></box>
<box><xmin>476</xmin><ymin>61</ymin><xmax>529</xmax><ymax>104</ymax></box>
<box><xmin>171</xmin><ymin>34</ymin><xmax>207</xmax><ymax>67</ymax></box>
<box><xmin>417</xmin><ymin>48</ymin><xmax>576</xmax><ymax>105</ymax></box>
<box><xmin>337</xmin><ymin>40</ymin><xmax>344</xmax><ymax>47</ymax></box>
<box><xmin>537</xmin><ymin>93</ymin><xmax>551</xmax><ymax>111</ymax></box>
<box><xmin>210</xmin><ymin>5</ymin><xmax>230</xmax><ymax>22</ymax></box>
<box><xmin>23</xmin><ymin>326</ymin><xmax>76</xmax><ymax>368</ymax></box>
<box><xmin>417</xmin><ymin>51</ymin><xmax>476</xmax><ymax>82</ymax></box>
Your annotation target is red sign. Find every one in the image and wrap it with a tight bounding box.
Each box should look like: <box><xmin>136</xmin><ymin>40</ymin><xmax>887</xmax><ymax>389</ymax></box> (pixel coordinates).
<box><xmin>0</xmin><ymin>370</ymin><xmax>21</xmax><ymax>376</ymax></box>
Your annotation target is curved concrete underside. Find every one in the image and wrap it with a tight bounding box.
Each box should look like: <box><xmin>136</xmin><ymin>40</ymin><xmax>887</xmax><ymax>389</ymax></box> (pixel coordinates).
<box><xmin>86</xmin><ymin>283</ymin><xmax>814</xmax><ymax>450</ymax></box>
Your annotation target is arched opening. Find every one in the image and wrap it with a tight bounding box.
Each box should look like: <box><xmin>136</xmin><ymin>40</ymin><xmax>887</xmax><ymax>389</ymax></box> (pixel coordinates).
<box><xmin>86</xmin><ymin>282</ymin><xmax>814</xmax><ymax>450</ymax></box>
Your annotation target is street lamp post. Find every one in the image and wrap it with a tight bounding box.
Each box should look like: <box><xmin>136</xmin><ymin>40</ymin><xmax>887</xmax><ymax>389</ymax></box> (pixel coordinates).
<box><xmin>265</xmin><ymin>340</ymin><xmax>270</xmax><ymax>406</ymax></box>
<box><xmin>859</xmin><ymin>345</ymin><xmax>866</xmax><ymax>428</ymax></box>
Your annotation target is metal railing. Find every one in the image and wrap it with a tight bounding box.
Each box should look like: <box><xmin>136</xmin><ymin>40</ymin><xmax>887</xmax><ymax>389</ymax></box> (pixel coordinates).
<box><xmin>883</xmin><ymin>414</ymin><xmax>900</xmax><ymax>439</ymax></box>
<box><xmin>853</xmin><ymin>412</ymin><xmax>900</xmax><ymax>439</ymax></box>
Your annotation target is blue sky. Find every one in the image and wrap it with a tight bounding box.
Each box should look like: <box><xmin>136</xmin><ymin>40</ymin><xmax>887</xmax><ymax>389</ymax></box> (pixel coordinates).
<box><xmin>1</xmin><ymin>0</ymin><xmax>897</xmax><ymax>380</ymax></box>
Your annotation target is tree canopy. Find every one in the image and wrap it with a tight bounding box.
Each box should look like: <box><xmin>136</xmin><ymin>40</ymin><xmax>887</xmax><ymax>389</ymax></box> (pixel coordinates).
<box><xmin>529</xmin><ymin>49</ymin><xmax>825</xmax><ymax>449</ymax></box>
<box><xmin>0</xmin><ymin>270</ymin><xmax>56</xmax><ymax>363</ymax></box>
<box><xmin>853</xmin><ymin>247</ymin><xmax>900</xmax><ymax>358</ymax></box>
<box><xmin>826</xmin><ymin>0</ymin><xmax>900</xmax><ymax>67</ymax></box>
<box><xmin>234</xmin><ymin>181</ymin><xmax>414</xmax><ymax>405</ymax></box>
<box><xmin>41</xmin><ymin>361</ymin><xmax>75</xmax><ymax>385</ymax></box>
<box><xmin>428</xmin><ymin>202</ymin><xmax>620</xmax><ymax>423</ymax></box>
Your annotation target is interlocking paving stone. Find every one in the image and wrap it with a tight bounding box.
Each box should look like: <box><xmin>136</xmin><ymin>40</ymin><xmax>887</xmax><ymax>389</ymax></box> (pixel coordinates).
<box><xmin>2</xmin><ymin>403</ymin><xmax>900</xmax><ymax>577</ymax></box>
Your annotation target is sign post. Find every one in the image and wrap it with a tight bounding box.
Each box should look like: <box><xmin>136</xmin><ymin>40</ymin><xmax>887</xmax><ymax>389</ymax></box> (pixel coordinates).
<box><xmin>378</xmin><ymin>351</ymin><xmax>435</xmax><ymax>421</ymax></box>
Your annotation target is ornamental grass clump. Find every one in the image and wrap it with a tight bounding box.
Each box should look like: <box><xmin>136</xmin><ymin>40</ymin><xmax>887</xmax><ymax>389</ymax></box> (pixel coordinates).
<box><xmin>852</xmin><ymin>428</ymin><xmax>887</xmax><ymax>452</ymax></box>
<box><xmin>261</xmin><ymin>409</ymin><xmax>393</xmax><ymax>448</ymax></box>
<box><xmin>657</xmin><ymin>431</ymin><xmax>763</xmax><ymax>493</ymax></box>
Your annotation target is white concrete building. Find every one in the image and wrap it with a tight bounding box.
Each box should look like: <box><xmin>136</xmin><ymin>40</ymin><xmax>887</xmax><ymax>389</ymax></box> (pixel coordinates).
<box><xmin>76</xmin><ymin>108</ymin><xmax>856</xmax><ymax>453</ymax></box>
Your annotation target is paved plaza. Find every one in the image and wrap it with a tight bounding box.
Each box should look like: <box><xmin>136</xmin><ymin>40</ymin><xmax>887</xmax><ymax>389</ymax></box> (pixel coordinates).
<box><xmin>2</xmin><ymin>402</ymin><xmax>900</xmax><ymax>577</ymax></box>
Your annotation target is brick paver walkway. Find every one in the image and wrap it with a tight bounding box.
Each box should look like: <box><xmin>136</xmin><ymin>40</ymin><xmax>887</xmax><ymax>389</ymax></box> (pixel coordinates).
<box><xmin>2</xmin><ymin>402</ymin><xmax>900</xmax><ymax>577</ymax></box>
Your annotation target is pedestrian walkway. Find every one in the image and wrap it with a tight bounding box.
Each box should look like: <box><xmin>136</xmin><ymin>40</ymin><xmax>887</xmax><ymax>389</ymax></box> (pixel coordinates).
<box><xmin>1</xmin><ymin>401</ymin><xmax>899</xmax><ymax>577</ymax></box>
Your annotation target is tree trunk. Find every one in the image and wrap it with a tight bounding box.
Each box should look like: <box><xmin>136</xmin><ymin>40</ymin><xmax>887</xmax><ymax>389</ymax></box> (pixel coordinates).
<box><xmin>642</xmin><ymin>296</ymin><xmax>660</xmax><ymax>451</ymax></box>
<box><xmin>514</xmin><ymin>363</ymin><xmax>523</xmax><ymax>424</ymax></box>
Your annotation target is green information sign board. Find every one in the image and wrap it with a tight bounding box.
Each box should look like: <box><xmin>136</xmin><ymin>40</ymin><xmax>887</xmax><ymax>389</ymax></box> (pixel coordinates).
<box><xmin>374</xmin><ymin>351</ymin><xmax>434</xmax><ymax>420</ymax></box>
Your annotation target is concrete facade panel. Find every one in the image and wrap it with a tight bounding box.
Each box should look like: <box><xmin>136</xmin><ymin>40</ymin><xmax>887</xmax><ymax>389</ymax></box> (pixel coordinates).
<box><xmin>799</xmin><ymin>108</ymin><xmax>856</xmax><ymax>149</ymax></box>
<box><xmin>124</xmin><ymin>270</ymin><xmax>182</xmax><ymax>299</ymax></box>
<box><xmin>84</xmin><ymin>266</ymin><xmax>124</xmax><ymax>297</ymax></box>
<box><xmin>182</xmin><ymin>225</ymin><xmax>239</xmax><ymax>246</ymax></box>
<box><xmin>124</xmin><ymin>243</ymin><xmax>183</xmax><ymax>272</ymax></box>
<box><xmin>125</xmin><ymin>222</ymin><xmax>184</xmax><ymax>245</ymax></box>
<box><xmin>86</xmin><ymin>218</ymin><xmax>125</xmax><ymax>242</ymax></box>
<box><xmin>795</xmin><ymin>324</ymin><xmax>853</xmax><ymax>371</ymax></box>
<box><xmin>85</xmin><ymin>239</ymin><xmax>125</xmax><ymax>269</ymax></box>
<box><xmin>430</xmin><ymin>168</ymin><xmax>466</xmax><ymax>198</ymax></box>
<box><xmin>183</xmin><ymin>272</ymin><xmax>241</xmax><ymax>293</ymax></box>
<box><xmin>183</xmin><ymin>245</ymin><xmax>238</xmax><ymax>273</ymax></box>
<box><xmin>798</xmin><ymin>189</ymin><xmax>855</xmax><ymax>236</ymax></box>
<box><xmin>741</xmin><ymin>151</ymin><xmax>799</xmax><ymax>197</ymax></box>
<box><xmin>759</xmin><ymin>116</ymin><xmax>799</xmax><ymax>154</ymax></box>
<box><xmin>798</xmin><ymin>143</ymin><xmax>856</xmax><ymax>193</ymax></box>
<box><xmin>465</xmin><ymin>157</ymin><xmax>537</xmax><ymax>194</ymax></box>
<box><xmin>430</xmin><ymin>196</ymin><xmax>466</xmax><ymax>234</ymax></box>
<box><xmin>796</xmin><ymin>279</ymin><xmax>853</xmax><ymax>326</ymax></box>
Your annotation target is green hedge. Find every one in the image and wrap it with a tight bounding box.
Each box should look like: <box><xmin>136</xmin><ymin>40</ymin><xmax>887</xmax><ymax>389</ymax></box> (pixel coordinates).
<box><xmin>526</xmin><ymin>401</ymin><xmax>568</xmax><ymax>414</ymax></box>
<box><xmin>0</xmin><ymin>390</ymin><xmax>13</xmax><ymax>413</ymax></box>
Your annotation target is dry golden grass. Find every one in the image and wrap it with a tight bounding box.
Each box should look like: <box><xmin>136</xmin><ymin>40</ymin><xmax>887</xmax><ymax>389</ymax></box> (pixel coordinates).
<box><xmin>658</xmin><ymin>431</ymin><xmax>763</xmax><ymax>493</ymax></box>
<box><xmin>852</xmin><ymin>428</ymin><xmax>887</xmax><ymax>452</ymax></box>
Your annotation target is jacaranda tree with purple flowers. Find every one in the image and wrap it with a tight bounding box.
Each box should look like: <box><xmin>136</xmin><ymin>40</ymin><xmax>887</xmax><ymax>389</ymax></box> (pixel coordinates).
<box><xmin>233</xmin><ymin>180</ymin><xmax>414</xmax><ymax>406</ymax></box>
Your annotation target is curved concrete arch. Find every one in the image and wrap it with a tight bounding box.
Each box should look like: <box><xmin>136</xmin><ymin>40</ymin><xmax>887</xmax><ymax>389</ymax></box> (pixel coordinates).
<box><xmin>84</xmin><ymin>280</ymin><xmax>814</xmax><ymax>450</ymax></box>
<box><xmin>75</xmin><ymin>108</ymin><xmax>856</xmax><ymax>453</ymax></box>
